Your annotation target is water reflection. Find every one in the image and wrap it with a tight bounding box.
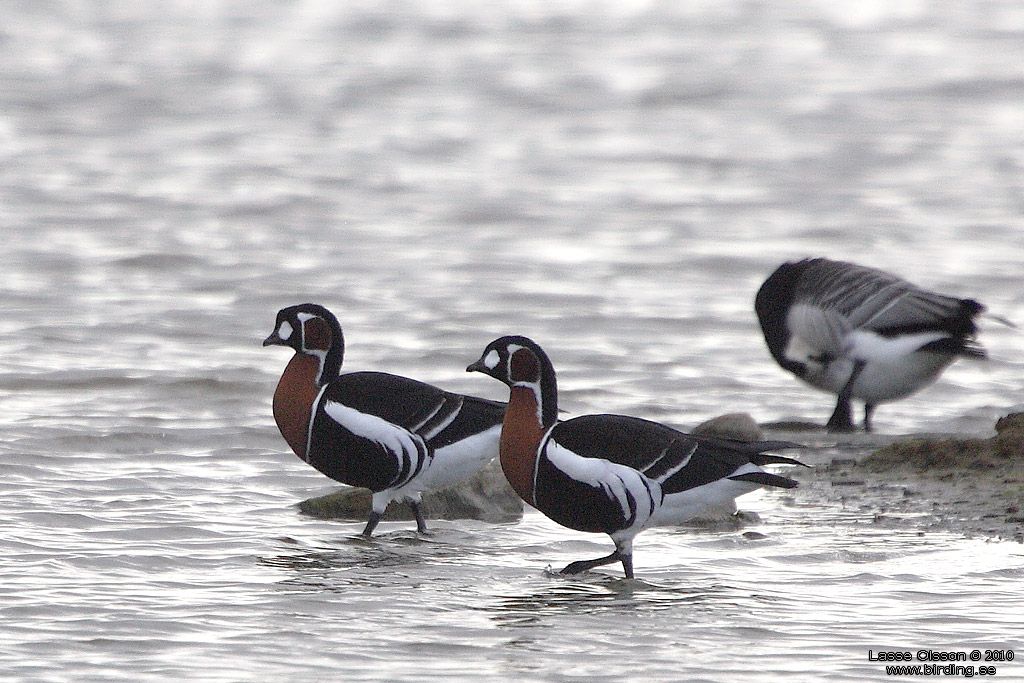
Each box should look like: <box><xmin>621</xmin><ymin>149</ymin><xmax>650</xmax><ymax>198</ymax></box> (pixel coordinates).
<box><xmin>487</xmin><ymin>571</ymin><xmax>770</xmax><ymax>628</ymax></box>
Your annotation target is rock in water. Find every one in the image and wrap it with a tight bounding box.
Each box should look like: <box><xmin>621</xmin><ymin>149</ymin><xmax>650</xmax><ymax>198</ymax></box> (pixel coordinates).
<box><xmin>691</xmin><ymin>412</ymin><xmax>764</xmax><ymax>442</ymax></box>
<box><xmin>688</xmin><ymin>413</ymin><xmax>779</xmax><ymax>528</ymax></box>
<box><xmin>298</xmin><ymin>458</ymin><xmax>523</xmax><ymax>523</ymax></box>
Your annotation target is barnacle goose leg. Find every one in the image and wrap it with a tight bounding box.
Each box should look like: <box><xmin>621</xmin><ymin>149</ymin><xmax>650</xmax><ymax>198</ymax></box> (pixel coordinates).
<box><xmin>826</xmin><ymin>360</ymin><xmax>866</xmax><ymax>433</ymax></box>
<box><xmin>826</xmin><ymin>397</ymin><xmax>855</xmax><ymax>432</ymax></box>
<box><xmin>863</xmin><ymin>403</ymin><xmax>877</xmax><ymax>432</ymax></box>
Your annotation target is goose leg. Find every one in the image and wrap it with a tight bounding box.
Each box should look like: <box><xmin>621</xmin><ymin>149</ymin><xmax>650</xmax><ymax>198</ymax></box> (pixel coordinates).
<box><xmin>560</xmin><ymin>539</ymin><xmax>635</xmax><ymax>579</ymax></box>
<box><xmin>619</xmin><ymin>553</ymin><xmax>634</xmax><ymax>579</ymax></box>
<box><xmin>826</xmin><ymin>397</ymin><xmax>854</xmax><ymax>432</ymax></box>
<box><xmin>561</xmin><ymin>552</ymin><xmax>623</xmax><ymax>576</ymax></box>
<box><xmin>410</xmin><ymin>500</ymin><xmax>428</xmax><ymax>534</ymax></box>
<box><xmin>826</xmin><ymin>360</ymin><xmax>866</xmax><ymax>433</ymax></box>
<box><xmin>361</xmin><ymin>510</ymin><xmax>381</xmax><ymax>538</ymax></box>
<box><xmin>863</xmin><ymin>403</ymin><xmax>877</xmax><ymax>432</ymax></box>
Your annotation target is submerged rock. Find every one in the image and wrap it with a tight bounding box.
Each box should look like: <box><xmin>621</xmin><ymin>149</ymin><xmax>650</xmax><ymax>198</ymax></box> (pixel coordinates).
<box><xmin>298</xmin><ymin>458</ymin><xmax>523</xmax><ymax>523</ymax></box>
<box><xmin>684</xmin><ymin>501</ymin><xmax>764</xmax><ymax>530</ymax></box>
<box><xmin>688</xmin><ymin>413</ymin><xmax>793</xmax><ymax>528</ymax></box>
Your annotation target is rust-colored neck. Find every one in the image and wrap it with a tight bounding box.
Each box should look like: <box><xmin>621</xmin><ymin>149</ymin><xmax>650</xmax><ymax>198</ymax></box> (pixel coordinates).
<box><xmin>272</xmin><ymin>353</ymin><xmax>322</xmax><ymax>460</ymax></box>
<box><xmin>499</xmin><ymin>384</ymin><xmax>546</xmax><ymax>505</ymax></box>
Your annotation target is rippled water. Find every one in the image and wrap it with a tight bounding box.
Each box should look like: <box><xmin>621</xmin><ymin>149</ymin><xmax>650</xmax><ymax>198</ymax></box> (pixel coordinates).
<box><xmin>2</xmin><ymin>2</ymin><xmax>1023</xmax><ymax>681</ymax></box>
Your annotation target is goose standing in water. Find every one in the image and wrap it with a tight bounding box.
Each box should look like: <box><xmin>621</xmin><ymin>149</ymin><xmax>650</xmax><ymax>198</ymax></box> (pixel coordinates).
<box><xmin>755</xmin><ymin>257</ymin><xmax>990</xmax><ymax>432</ymax></box>
<box><xmin>468</xmin><ymin>335</ymin><xmax>802</xmax><ymax>578</ymax></box>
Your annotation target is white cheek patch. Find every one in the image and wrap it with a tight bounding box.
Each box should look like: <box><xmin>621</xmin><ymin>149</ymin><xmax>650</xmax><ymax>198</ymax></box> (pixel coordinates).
<box><xmin>483</xmin><ymin>349</ymin><xmax>500</xmax><ymax>370</ymax></box>
<box><xmin>278</xmin><ymin>321</ymin><xmax>293</xmax><ymax>341</ymax></box>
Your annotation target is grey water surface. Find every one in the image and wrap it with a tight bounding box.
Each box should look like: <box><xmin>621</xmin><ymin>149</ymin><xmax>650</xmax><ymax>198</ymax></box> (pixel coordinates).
<box><xmin>2</xmin><ymin>2</ymin><xmax>1023</xmax><ymax>681</ymax></box>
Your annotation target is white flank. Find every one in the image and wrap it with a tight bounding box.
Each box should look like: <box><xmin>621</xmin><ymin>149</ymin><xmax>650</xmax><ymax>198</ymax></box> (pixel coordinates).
<box><xmin>544</xmin><ymin>439</ymin><xmax>658</xmax><ymax>522</ymax></box>
<box><xmin>784</xmin><ymin>301</ymin><xmax>963</xmax><ymax>402</ymax></box>
<box><xmin>414</xmin><ymin>425</ymin><xmax>501</xmax><ymax>491</ymax></box>
<box><xmin>651</xmin><ymin>462</ymin><xmax>763</xmax><ymax>526</ymax></box>
<box><xmin>322</xmin><ymin>400</ymin><xmax>425</xmax><ymax>463</ymax></box>
<box><xmin>846</xmin><ymin>329</ymin><xmax>948</xmax><ymax>363</ymax></box>
<box><xmin>845</xmin><ymin>330</ymin><xmax>957</xmax><ymax>401</ymax></box>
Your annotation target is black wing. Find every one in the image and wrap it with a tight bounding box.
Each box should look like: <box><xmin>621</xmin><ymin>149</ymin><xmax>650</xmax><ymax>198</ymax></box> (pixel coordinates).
<box><xmin>786</xmin><ymin>258</ymin><xmax>983</xmax><ymax>337</ymax></box>
<box><xmin>306</xmin><ymin>371</ymin><xmax>495</xmax><ymax>491</ymax></box>
<box><xmin>757</xmin><ymin>257</ymin><xmax>986</xmax><ymax>372</ymax></box>
<box><xmin>326</xmin><ymin>372</ymin><xmax>461</xmax><ymax>437</ymax></box>
<box><xmin>551</xmin><ymin>414</ymin><xmax>800</xmax><ymax>495</ymax></box>
<box><xmin>429</xmin><ymin>394</ymin><xmax>506</xmax><ymax>448</ymax></box>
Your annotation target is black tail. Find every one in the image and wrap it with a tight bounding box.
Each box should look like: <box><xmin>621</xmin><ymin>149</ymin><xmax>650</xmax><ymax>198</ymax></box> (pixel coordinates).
<box><xmin>729</xmin><ymin>471</ymin><xmax>799</xmax><ymax>489</ymax></box>
<box><xmin>750</xmin><ymin>453</ymin><xmax>810</xmax><ymax>468</ymax></box>
<box><xmin>709</xmin><ymin>438</ymin><xmax>809</xmax><ymax>468</ymax></box>
<box><xmin>699</xmin><ymin>437</ymin><xmax>805</xmax><ymax>454</ymax></box>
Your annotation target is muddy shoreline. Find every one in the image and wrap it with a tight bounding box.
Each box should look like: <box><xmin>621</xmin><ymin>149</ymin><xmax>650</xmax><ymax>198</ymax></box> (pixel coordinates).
<box><xmin>765</xmin><ymin>413</ymin><xmax>1024</xmax><ymax>544</ymax></box>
